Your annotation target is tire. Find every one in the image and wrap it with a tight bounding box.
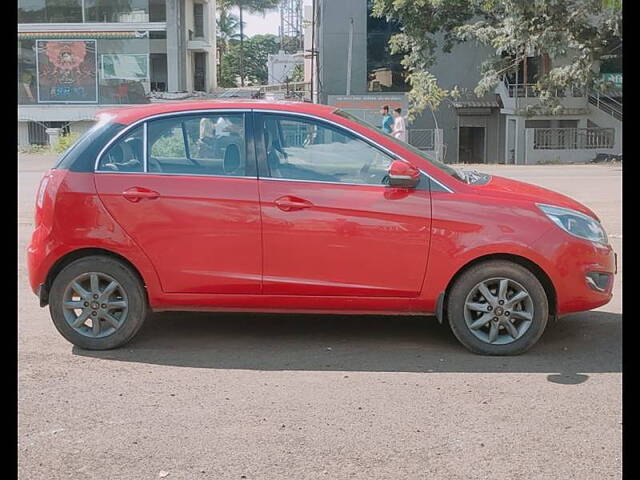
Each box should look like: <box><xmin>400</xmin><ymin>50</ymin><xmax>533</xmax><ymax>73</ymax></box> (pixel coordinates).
<box><xmin>446</xmin><ymin>260</ymin><xmax>549</xmax><ymax>355</ymax></box>
<box><xmin>49</xmin><ymin>255</ymin><xmax>147</xmax><ymax>350</ymax></box>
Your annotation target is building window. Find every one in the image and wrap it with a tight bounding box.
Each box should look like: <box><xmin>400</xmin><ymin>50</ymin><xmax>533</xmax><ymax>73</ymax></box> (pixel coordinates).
<box><xmin>18</xmin><ymin>40</ymin><xmax>37</xmax><ymax>104</ymax></box>
<box><xmin>18</xmin><ymin>34</ymin><xmax>154</xmax><ymax>105</ymax></box>
<box><xmin>18</xmin><ymin>0</ymin><xmax>83</xmax><ymax>23</ymax></box>
<box><xmin>193</xmin><ymin>3</ymin><xmax>205</xmax><ymax>38</ymax></box>
<box><xmin>193</xmin><ymin>52</ymin><xmax>206</xmax><ymax>91</ymax></box>
<box><xmin>366</xmin><ymin>0</ymin><xmax>409</xmax><ymax>92</ymax></box>
<box><xmin>84</xmin><ymin>0</ymin><xmax>149</xmax><ymax>23</ymax></box>
<box><xmin>149</xmin><ymin>0</ymin><xmax>166</xmax><ymax>22</ymax></box>
<box><xmin>97</xmin><ymin>36</ymin><xmax>151</xmax><ymax>104</ymax></box>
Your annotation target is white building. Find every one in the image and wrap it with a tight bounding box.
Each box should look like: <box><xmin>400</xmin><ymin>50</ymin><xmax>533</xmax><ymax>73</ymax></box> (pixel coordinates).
<box><xmin>18</xmin><ymin>0</ymin><xmax>217</xmax><ymax>146</ymax></box>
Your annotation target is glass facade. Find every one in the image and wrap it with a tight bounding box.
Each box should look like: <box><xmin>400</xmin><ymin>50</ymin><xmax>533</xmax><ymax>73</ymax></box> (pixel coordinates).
<box><xmin>18</xmin><ymin>0</ymin><xmax>83</xmax><ymax>23</ymax></box>
<box><xmin>366</xmin><ymin>0</ymin><xmax>409</xmax><ymax>92</ymax></box>
<box><xmin>18</xmin><ymin>0</ymin><xmax>166</xmax><ymax>23</ymax></box>
<box><xmin>84</xmin><ymin>0</ymin><xmax>149</xmax><ymax>23</ymax></box>
<box><xmin>18</xmin><ymin>0</ymin><xmax>168</xmax><ymax>105</ymax></box>
<box><xmin>18</xmin><ymin>33</ymin><xmax>168</xmax><ymax>104</ymax></box>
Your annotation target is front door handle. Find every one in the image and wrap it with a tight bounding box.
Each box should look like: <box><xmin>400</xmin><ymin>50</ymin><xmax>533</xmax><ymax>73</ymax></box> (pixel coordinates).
<box><xmin>122</xmin><ymin>187</ymin><xmax>160</xmax><ymax>202</ymax></box>
<box><xmin>274</xmin><ymin>195</ymin><xmax>313</xmax><ymax>212</ymax></box>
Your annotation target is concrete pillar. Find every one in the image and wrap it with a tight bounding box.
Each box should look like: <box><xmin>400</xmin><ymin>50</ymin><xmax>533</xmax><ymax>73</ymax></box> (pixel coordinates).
<box><xmin>166</xmin><ymin>0</ymin><xmax>186</xmax><ymax>91</ymax></box>
<box><xmin>46</xmin><ymin>128</ymin><xmax>62</xmax><ymax>146</ymax></box>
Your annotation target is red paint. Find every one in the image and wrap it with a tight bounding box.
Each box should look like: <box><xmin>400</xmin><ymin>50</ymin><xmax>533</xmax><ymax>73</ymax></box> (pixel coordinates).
<box><xmin>28</xmin><ymin>101</ymin><xmax>615</xmax><ymax>318</ymax></box>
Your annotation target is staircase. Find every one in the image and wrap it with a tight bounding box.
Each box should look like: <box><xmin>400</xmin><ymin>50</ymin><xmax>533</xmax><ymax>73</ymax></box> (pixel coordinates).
<box><xmin>588</xmin><ymin>91</ymin><xmax>622</xmax><ymax>121</ymax></box>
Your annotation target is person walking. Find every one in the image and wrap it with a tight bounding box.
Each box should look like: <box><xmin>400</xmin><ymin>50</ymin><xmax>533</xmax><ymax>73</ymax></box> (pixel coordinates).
<box><xmin>380</xmin><ymin>105</ymin><xmax>393</xmax><ymax>134</ymax></box>
<box><xmin>392</xmin><ymin>107</ymin><xmax>407</xmax><ymax>142</ymax></box>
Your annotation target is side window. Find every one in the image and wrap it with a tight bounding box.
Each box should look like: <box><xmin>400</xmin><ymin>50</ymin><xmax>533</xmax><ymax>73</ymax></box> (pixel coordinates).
<box><xmin>147</xmin><ymin>113</ymin><xmax>247</xmax><ymax>176</ymax></box>
<box><xmin>263</xmin><ymin>115</ymin><xmax>393</xmax><ymax>185</ymax></box>
<box><xmin>97</xmin><ymin>126</ymin><xmax>144</xmax><ymax>172</ymax></box>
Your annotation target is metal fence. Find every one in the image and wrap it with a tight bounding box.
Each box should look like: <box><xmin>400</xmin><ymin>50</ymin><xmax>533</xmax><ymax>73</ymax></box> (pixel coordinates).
<box><xmin>21</xmin><ymin>121</ymin><xmax>71</xmax><ymax>146</ymax></box>
<box><xmin>532</xmin><ymin>127</ymin><xmax>615</xmax><ymax>150</ymax></box>
<box><xmin>506</xmin><ymin>81</ymin><xmax>584</xmax><ymax>98</ymax></box>
<box><xmin>408</xmin><ymin>129</ymin><xmax>436</xmax><ymax>151</ymax></box>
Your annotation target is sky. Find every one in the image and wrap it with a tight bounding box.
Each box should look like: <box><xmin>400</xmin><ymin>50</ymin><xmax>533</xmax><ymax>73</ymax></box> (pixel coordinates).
<box><xmin>239</xmin><ymin>0</ymin><xmax>313</xmax><ymax>37</ymax></box>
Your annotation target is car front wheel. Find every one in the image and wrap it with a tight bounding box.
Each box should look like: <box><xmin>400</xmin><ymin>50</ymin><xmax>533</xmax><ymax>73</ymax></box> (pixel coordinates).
<box><xmin>49</xmin><ymin>255</ymin><xmax>147</xmax><ymax>350</ymax></box>
<box><xmin>446</xmin><ymin>260</ymin><xmax>549</xmax><ymax>355</ymax></box>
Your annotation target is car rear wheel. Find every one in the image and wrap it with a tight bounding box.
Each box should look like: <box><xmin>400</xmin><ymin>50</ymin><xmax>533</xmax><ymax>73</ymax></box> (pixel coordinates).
<box><xmin>49</xmin><ymin>256</ymin><xmax>147</xmax><ymax>350</ymax></box>
<box><xmin>446</xmin><ymin>260</ymin><xmax>549</xmax><ymax>355</ymax></box>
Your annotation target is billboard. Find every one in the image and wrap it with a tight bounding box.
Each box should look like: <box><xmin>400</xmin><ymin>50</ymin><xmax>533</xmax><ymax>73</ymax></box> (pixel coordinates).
<box><xmin>101</xmin><ymin>54</ymin><xmax>149</xmax><ymax>82</ymax></box>
<box><xmin>36</xmin><ymin>39</ymin><xmax>98</xmax><ymax>103</ymax></box>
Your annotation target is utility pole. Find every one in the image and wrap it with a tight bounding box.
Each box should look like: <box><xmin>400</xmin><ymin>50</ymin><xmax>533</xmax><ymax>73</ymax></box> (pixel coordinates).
<box><xmin>239</xmin><ymin>1</ymin><xmax>244</xmax><ymax>86</ymax></box>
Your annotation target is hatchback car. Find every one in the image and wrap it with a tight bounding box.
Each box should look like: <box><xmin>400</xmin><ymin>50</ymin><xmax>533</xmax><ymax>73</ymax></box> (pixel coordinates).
<box><xmin>27</xmin><ymin>101</ymin><xmax>616</xmax><ymax>355</ymax></box>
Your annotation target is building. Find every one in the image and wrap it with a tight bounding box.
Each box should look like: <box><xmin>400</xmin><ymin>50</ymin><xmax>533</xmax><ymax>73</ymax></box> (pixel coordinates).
<box><xmin>267</xmin><ymin>50</ymin><xmax>304</xmax><ymax>85</ymax></box>
<box><xmin>306</xmin><ymin>0</ymin><xmax>622</xmax><ymax>164</ymax></box>
<box><xmin>18</xmin><ymin>0</ymin><xmax>218</xmax><ymax>146</ymax></box>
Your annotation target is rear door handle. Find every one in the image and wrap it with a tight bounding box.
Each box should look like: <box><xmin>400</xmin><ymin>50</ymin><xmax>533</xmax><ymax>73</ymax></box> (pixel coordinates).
<box><xmin>122</xmin><ymin>187</ymin><xmax>160</xmax><ymax>202</ymax></box>
<box><xmin>274</xmin><ymin>195</ymin><xmax>313</xmax><ymax>212</ymax></box>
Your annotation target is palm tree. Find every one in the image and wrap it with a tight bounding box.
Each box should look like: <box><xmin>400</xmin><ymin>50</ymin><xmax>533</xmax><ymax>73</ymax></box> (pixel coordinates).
<box><xmin>217</xmin><ymin>8</ymin><xmax>243</xmax><ymax>84</ymax></box>
<box><xmin>218</xmin><ymin>0</ymin><xmax>280</xmax><ymax>86</ymax></box>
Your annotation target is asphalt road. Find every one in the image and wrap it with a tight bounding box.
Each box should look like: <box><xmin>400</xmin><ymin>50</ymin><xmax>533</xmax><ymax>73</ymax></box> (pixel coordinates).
<box><xmin>18</xmin><ymin>154</ymin><xmax>622</xmax><ymax>479</ymax></box>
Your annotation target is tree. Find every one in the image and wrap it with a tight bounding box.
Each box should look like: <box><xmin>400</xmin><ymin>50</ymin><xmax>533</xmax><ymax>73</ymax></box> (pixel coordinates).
<box><xmin>217</xmin><ymin>8</ymin><xmax>243</xmax><ymax>84</ymax></box>
<box><xmin>218</xmin><ymin>0</ymin><xmax>280</xmax><ymax>86</ymax></box>
<box><xmin>372</xmin><ymin>0</ymin><xmax>622</xmax><ymax>117</ymax></box>
<box><xmin>220</xmin><ymin>34</ymin><xmax>281</xmax><ymax>87</ymax></box>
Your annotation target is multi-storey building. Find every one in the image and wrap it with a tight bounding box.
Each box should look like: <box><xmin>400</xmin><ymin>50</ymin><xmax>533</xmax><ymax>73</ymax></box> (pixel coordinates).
<box><xmin>305</xmin><ymin>0</ymin><xmax>622</xmax><ymax>164</ymax></box>
<box><xmin>18</xmin><ymin>0</ymin><xmax>217</xmax><ymax>146</ymax></box>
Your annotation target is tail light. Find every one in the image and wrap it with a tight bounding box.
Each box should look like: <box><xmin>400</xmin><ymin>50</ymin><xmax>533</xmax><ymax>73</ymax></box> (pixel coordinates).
<box><xmin>34</xmin><ymin>169</ymin><xmax>58</xmax><ymax>227</ymax></box>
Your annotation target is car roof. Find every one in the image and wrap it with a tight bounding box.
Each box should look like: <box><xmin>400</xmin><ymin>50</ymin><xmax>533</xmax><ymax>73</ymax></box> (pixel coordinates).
<box><xmin>98</xmin><ymin>100</ymin><xmax>338</xmax><ymax>125</ymax></box>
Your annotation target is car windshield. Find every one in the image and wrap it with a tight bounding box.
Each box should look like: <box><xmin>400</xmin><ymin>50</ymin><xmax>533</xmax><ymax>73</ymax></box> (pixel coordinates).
<box><xmin>333</xmin><ymin>109</ymin><xmax>467</xmax><ymax>183</ymax></box>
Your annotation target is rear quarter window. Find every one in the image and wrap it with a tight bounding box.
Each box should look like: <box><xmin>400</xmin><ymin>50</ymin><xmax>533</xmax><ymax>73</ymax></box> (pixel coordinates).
<box><xmin>55</xmin><ymin>119</ymin><xmax>126</xmax><ymax>172</ymax></box>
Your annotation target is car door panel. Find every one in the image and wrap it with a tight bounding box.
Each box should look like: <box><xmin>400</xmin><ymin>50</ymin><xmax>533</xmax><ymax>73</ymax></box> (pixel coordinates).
<box><xmin>260</xmin><ymin>179</ymin><xmax>431</xmax><ymax>296</ymax></box>
<box><xmin>94</xmin><ymin>111</ymin><xmax>261</xmax><ymax>295</ymax></box>
<box><xmin>255</xmin><ymin>112</ymin><xmax>431</xmax><ymax>297</ymax></box>
<box><xmin>95</xmin><ymin>174</ymin><xmax>262</xmax><ymax>294</ymax></box>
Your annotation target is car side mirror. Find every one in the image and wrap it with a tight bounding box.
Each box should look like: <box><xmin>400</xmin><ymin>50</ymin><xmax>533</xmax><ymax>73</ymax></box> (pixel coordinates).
<box><xmin>387</xmin><ymin>160</ymin><xmax>420</xmax><ymax>188</ymax></box>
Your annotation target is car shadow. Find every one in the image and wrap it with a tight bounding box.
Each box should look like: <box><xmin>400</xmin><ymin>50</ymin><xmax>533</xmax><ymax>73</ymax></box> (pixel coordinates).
<box><xmin>73</xmin><ymin>310</ymin><xmax>621</xmax><ymax>376</ymax></box>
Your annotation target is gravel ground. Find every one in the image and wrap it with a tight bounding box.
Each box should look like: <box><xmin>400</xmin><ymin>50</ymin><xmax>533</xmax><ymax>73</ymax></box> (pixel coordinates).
<box><xmin>18</xmin><ymin>154</ymin><xmax>622</xmax><ymax>480</ymax></box>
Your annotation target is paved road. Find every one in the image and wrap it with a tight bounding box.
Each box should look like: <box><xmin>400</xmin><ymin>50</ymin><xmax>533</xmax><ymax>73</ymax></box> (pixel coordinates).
<box><xmin>18</xmin><ymin>155</ymin><xmax>622</xmax><ymax>479</ymax></box>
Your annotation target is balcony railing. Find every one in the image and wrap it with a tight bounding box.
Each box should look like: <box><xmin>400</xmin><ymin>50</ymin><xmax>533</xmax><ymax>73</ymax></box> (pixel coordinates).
<box><xmin>532</xmin><ymin>127</ymin><xmax>615</xmax><ymax>150</ymax></box>
<box><xmin>504</xmin><ymin>80</ymin><xmax>584</xmax><ymax>98</ymax></box>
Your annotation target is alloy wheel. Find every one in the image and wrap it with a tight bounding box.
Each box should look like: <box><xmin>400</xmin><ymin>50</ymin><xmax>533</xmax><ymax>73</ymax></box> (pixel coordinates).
<box><xmin>463</xmin><ymin>277</ymin><xmax>534</xmax><ymax>345</ymax></box>
<box><xmin>61</xmin><ymin>272</ymin><xmax>129</xmax><ymax>339</ymax></box>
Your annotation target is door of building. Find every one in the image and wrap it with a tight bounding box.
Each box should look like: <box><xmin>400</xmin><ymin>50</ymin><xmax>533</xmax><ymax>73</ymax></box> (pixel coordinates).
<box><xmin>458</xmin><ymin>127</ymin><xmax>486</xmax><ymax>163</ymax></box>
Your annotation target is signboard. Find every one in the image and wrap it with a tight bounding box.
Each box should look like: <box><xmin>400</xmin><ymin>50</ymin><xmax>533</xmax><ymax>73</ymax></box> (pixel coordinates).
<box><xmin>327</xmin><ymin>94</ymin><xmax>408</xmax><ymax>128</ymax></box>
<box><xmin>101</xmin><ymin>54</ymin><xmax>149</xmax><ymax>81</ymax></box>
<box><xmin>36</xmin><ymin>39</ymin><xmax>97</xmax><ymax>103</ymax></box>
<box><xmin>601</xmin><ymin>73</ymin><xmax>622</xmax><ymax>89</ymax></box>
<box><xmin>327</xmin><ymin>94</ymin><xmax>407</xmax><ymax>110</ymax></box>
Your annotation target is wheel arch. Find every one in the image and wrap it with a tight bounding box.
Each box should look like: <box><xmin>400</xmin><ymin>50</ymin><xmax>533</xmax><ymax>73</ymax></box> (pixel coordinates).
<box><xmin>438</xmin><ymin>253</ymin><xmax>557</xmax><ymax>324</ymax></box>
<box><xmin>41</xmin><ymin>248</ymin><xmax>148</xmax><ymax>307</ymax></box>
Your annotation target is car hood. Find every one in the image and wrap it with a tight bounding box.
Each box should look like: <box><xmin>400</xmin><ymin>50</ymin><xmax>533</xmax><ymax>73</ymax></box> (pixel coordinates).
<box><xmin>469</xmin><ymin>174</ymin><xmax>599</xmax><ymax>221</ymax></box>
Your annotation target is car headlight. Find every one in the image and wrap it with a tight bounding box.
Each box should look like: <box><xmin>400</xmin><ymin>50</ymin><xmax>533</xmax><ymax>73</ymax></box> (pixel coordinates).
<box><xmin>537</xmin><ymin>203</ymin><xmax>608</xmax><ymax>246</ymax></box>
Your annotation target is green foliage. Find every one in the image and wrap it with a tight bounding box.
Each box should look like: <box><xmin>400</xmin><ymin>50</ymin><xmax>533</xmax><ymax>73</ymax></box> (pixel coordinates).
<box><xmin>371</xmin><ymin>0</ymin><xmax>475</xmax><ymax>117</ymax></box>
<box><xmin>217</xmin><ymin>0</ymin><xmax>280</xmax><ymax>14</ymax></box>
<box><xmin>372</xmin><ymin>0</ymin><xmax>622</xmax><ymax>117</ymax></box>
<box><xmin>53</xmin><ymin>132</ymin><xmax>80</xmax><ymax>154</ymax></box>
<box><xmin>220</xmin><ymin>34</ymin><xmax>281</xmax><ymax>86</ymax></box>
<box><xmin>289</xmin><ymin>63</ymin><xmax>304</xmax><ymax>82</ymax></box>
<box><xmin>151</xmin><ymin>133</ymin><xmax>186</xmax><ymax>158</ymax></box>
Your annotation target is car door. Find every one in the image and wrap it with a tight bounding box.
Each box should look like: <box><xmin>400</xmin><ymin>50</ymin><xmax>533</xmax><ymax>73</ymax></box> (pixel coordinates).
<box><xmin>255</xmin><ymin>112</ymin><xmax>431</xmax><ymax>297</ymax></box>
<box><xmin>94</xmin><ymin>111</ymin><xmax>262</xmax><ymax>294</ymax></box>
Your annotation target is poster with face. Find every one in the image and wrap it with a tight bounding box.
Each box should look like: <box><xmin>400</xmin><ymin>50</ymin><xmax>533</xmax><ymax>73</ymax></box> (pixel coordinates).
<box><xmin>36</xmin><ymin>40</ymin><xmax>97</xmax><ymax>103</ymax></box>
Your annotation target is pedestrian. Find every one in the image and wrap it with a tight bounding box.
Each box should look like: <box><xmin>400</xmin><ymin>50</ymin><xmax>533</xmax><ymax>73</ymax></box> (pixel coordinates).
<box><xmin>392</xmin><ymin>107</ymin><xmax>407</xmax><ymax>142</ymax></box>
<box><xmin>380</xmin><ymin>105</ymin><xmax>393</xmax><ymax>134</ymax></box>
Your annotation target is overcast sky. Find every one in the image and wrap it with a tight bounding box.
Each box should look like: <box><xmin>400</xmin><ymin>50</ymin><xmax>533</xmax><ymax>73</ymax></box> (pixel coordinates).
<box><xmin>240</xmin><ymin>0</ymin><xmax>313</xmax><ymax>37</ymax></box>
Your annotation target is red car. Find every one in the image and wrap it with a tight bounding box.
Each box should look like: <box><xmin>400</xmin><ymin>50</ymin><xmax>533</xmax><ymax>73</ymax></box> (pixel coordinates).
<box><xmin>27</xmin><ymin>101</ymin><xmax>616</xmax><ymax>355</ymax></box>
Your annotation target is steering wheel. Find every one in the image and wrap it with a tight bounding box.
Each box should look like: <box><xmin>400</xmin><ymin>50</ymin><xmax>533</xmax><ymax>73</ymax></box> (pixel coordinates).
<box><xmin>359</xmin><ymin>157</ymin><xmax>376</xmax><ymax>183</ymax></box>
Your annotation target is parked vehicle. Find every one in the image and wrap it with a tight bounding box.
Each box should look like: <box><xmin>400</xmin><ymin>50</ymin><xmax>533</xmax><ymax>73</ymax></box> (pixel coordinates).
<box><xmin>27</xmin><ymin>101</ymin><xmax>616</xmax><ymax>355</ymax></box>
